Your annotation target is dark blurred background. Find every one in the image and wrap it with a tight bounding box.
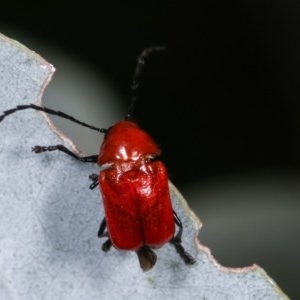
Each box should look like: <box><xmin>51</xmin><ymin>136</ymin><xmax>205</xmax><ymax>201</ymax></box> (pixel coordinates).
<box><xmin>1</xmin><ymin>1</ymin><xmax>300</xmax><ymax>298</ymax></box>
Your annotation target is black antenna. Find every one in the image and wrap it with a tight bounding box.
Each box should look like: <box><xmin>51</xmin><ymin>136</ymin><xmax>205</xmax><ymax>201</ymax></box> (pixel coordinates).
<box><xmin>0</xmin><ymin>104</ymin><xmax>107</xmax><ymax>133</ymax></box>
<box><xmin>0</xmin><ymin>47</ymin><xmax>165</xmax><ymax>130</ymax></box>
<box><xmin>125</xmin><ymin>46</ymin><xmax>166</xmax><ymax>121</ymax></box>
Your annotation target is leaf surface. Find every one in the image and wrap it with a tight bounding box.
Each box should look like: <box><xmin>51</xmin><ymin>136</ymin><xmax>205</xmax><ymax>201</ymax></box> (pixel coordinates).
<box><xmin>0</xmin><ymin>33</ymin><xmax>289</xmax><ymax>300</ymax></box>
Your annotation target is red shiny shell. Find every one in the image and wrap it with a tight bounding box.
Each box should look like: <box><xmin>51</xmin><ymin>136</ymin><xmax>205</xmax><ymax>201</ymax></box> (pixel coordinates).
<box><xmin>98</xmin><ymin>121</ymin><xmax>160</xmax><ymax>165</ymax></box>
<box><xmin>98</xmin><ymin>120</ymin><xmax>174</xmax><ymax>250</ymax></box>
<box><xmin>99</xmin><ymin>160</ymin><xmax>175</xmax><ymax>250</ymax></box>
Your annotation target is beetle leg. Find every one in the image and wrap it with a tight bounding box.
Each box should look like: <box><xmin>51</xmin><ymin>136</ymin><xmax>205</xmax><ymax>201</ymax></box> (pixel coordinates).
<box><xmin>101</xmin><ymin>239</ymin><xmax>112</xmax><ymax>252</ymax></box>
<box><xmin>173</xmin><ymin>210</ymin><xmax>183</xmax><ymax>242</ymax></box>
<box><xmin>97</xmin><ymin>218</ymin><xmax>107</xmax><ymax>237</ymax></box>
<box><xmin>89</xmin><ymin>173</ymin><xmax>99</xmax><ymax>189</ymax></box>
<box><xmin>170</xmin><ymin>210</ymin><xmax>196</xmax><ymax>265</ymax></box>
<box><xmin>97</xmin><ymin>217</ymin><xmax>112</xmax><ymax>252</ymax></box>
<box><xmin>32</xmin><ymin>144</ymin><xmax>98</xmax><ymax>163</ymax></box>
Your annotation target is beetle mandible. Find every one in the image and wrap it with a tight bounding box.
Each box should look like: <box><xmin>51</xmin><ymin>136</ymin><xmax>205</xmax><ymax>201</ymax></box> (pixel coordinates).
<box><xmin>0</xmin><ymin>46</ymin><xmax>196</xmax><ymax>271</ymax></box>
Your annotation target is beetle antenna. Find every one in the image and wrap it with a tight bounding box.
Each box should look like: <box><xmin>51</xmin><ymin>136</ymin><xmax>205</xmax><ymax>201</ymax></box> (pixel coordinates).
<box><xmin>125</xmin><ymin>46</ymin><xmax>166</xmax><ymax>121</ymax></box>
<box><xmin>0</xmin><ymin>104</ymin><xmax>108</xmax><ymax>133</ymax></box>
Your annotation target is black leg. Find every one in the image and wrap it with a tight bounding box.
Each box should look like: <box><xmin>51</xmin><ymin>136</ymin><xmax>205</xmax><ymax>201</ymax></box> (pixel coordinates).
<box><xmin>89</xmin><ymin>173</ymin><xmax>99</xmax><ymax>189</ymax></box>
<box><xmin>170</xmin><ymin>210</ymin><xmax>196</xmax><ymax>265</ymax></box>
<box><xmin>32</xmin><ymin>144</ymin><xmax>98</xmax><ymax>163</ymax></box>
<box><xmin>102</xmin><ymin>239</ymin><xmax>112</xmax><ymax>252</ymax></box>
<box><xmin>97</xmin><ymin>217</ymin><xmax>112</xmax><ymax>252</ymax></box>
<box><xmin>97</xmin><ymin>218</ymin><xmax>107</xmax><ymax>238</ymax></box>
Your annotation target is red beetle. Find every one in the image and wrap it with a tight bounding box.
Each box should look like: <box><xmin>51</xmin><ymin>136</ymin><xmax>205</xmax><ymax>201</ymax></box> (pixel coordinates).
<box><xmin>0</xmin><ymin>46</ymin><xmax>195</xmax><ymax>271</ymax></box>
